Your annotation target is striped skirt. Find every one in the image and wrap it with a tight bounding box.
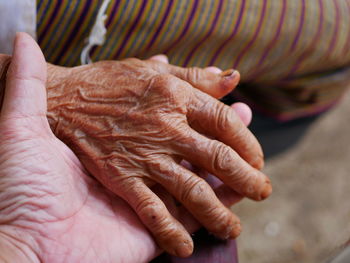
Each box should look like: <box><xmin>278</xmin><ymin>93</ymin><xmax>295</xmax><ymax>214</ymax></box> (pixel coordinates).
<box><xmin>37</xmin><ymin>0</ymin><xmax>350</xmax><ymax>120</ymax></box>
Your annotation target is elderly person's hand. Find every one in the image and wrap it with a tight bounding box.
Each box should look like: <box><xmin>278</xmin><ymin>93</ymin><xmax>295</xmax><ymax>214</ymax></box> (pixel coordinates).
<box><xmin>45</xmin><ymin>39</ymin><xmax>271</xmax><ymax>256</ymax></box>
<box><xmin>0</xmin><ymin>33</ymin><xmax>248</xmax><ymax>262</ymax></box>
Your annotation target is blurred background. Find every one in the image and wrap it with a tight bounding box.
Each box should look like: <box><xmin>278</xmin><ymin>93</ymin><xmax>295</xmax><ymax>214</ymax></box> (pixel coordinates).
<box><xmin>234</xmin><ymin>91</ymin><xmax>350</xmax><ymax>263</ymax></box>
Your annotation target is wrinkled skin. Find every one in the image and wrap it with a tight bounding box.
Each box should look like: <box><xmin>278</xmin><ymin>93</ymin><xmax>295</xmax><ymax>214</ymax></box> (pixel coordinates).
<box><xmin>46</xmin><ymin>48</ymin><xmax>271</xmax><ymax>255</ymax></box>
<box><xmin>0</xmin><ymin>33</ymin><xmax>244</xmax><ymax>263</ymax></box>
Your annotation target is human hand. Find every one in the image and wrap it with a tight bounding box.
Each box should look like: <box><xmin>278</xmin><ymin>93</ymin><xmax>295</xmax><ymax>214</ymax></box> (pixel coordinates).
<box><xmin>0</xmin><ymin>32</ymin><xmax>166</xmax><ymax>263</ymax></box>
<box><xmin>46</xmin><ymin>48</ymin><xmax>272</xmax><ymax>255</ymax></box>
<box><xmin>0</xmin><ymin>33</ymin><xmax>248</xmax><ymax>262</ymax></box>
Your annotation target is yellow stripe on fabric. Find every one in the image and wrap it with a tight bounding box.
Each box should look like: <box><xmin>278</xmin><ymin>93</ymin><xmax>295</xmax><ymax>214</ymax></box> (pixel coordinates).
<box><xmin>169</xmin><ymin>1</ymin><xmax>210</xmax><ymax>66</ymax></box>
<box><xmin>289</xmin><ymin>0</ymin><xmax>323</xmax><ymax>75</ymax></box>
<box><xmin>39</xmin><ymin>1</ymin><xmax>67</xmax><ymax>53</ymax></box>
<box><xmin>244</xmin><ymin>0</ymin><xmax>287</xmax><ymax>81</ymax></box>
<box><xmin>173</xmin><ymin>0</ymin><xmax>216</xmax><ymax>66</ymax></box>
<box><xmin>326</xmin><ymin>0</ymin><xmax>349</xmax><ymax>67</ymax></box>
<box><xmin>230</xmin><ymin>0</ymin><xmax>260</xmax><ymax>71</ymax></box>
<box><xmin>37</xmin><ymin>0</ymin><xmax>56</xmax><ymax>34</ymax></box>
<box><xmin>253</xmin><ymin>1</ymin><xmax>306</xmax><ymax>82</ymax></box>
<box><xmin>285</xmin><ymin>1</ymin><xmax>323</xmax><ymax>79</ymax></box>
<box><xmin>337</xmin><ymin>0</ymin><xmax>350</xmax><ymax>63</ymax></box>
<box><xmin>97</xmin><ymin>0</ymin><xmax>140</xmax><ymax>60</ymax></box>
<box><xmin>184</xmin><ymin>0</ymin><xmax>224</xmax><ymax>67</ymax></box>
<box><xmin>60</xmin><ymin>1</ymin><xmax>101</xmax><ymax>65</ymax></box>
<box><xmin>233</xmin><ymin>1</ymin><xmax>268</xmax><ymax>71</ymax></box>
<box><xmin>181</xmin><ymin>0</ymin><xmax>220</xmax><ymax>66</ymax></box>
<box><xmin>89</xmin><ymin>0</ymin><xmax>116</xmax><ymax>62</ymax></box>
<box><xmin>207</xmin><ymin>0</ymin><xmax>245</xmax><ymax>68</ymax></box>
<box><xmin>140</xmin><ymin>0</ymin><xmax>181</xmax><ymax>57</ymax></box>
<box><xmin>213</xmin><ymin>0</ymin><xmax>255</xmax><ymax>73</ymax></box>
<box><xmin>36</xmin><ymin>0</ymin><xmax>51</xmax><ymax>28</ymax></box>
<box><xmin>92</xmin><ymin>0</ymin><xmax>129</xmax><ymax>60</ymax></box>
<box><xmin>112</xmin><ymin>0</ymin><xmax>149</xmax><ymax>59</ymax></box>
<box><xmin>122</xmin><ymin>0</ymin><xmax>161</xmax><ymax>58</ymax></box>
<box><xmin>255</xmin><ymin>1</ymin><xmax>295</xmax><ymax>82</ymax></box>
<box><xmin>48</xmin><ymin>0</ymin><xmax>86</xmax><ymax>63</ymax></box>
<box><xmin>198</xmin><ymin>0</ymin><xmax>236</xmax><ymax>67</ymax></box>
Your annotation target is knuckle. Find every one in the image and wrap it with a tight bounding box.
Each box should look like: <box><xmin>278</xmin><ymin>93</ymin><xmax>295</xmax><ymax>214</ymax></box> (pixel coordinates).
<box><xmin>150</xmin><ymin>74</ymin><xmax>190</xmax><ymax>111</ymax></box>
<box><xmin>216</xmin><ymin>104</ymin><xmax>234</xmax><ymax>132</ymax></box>
<box><xmin>152</xmin><ymin>74</ymin><xmax>177</xmax><ymax>90</ymax></box>
<box><xmin>136</xmin><ymin>196</ymin><xmax>168</xmax><ymax>226</ymax></box>
<box><xmin>146</xmin><ymin>157</ymin><xmax>176</xmax><ymax>180</ymax></box>
<box><xmin>185</xmin><ymin>67</ymin><xmax>201</xmax><ymax>83</ymax></box>
<box><xmin>212</xmin><ymin>142</ymin><xmax>236</xmax><ymax>173</ymax></box>
<box><xmin>208</xmin><ymin>209</ymin><xmax>237</xmax><ymax>238</ymax></box>
<box><xmin>181</xmin><ymin>177</ymin><xmax>208</xmax><ymax>203</ymax></box>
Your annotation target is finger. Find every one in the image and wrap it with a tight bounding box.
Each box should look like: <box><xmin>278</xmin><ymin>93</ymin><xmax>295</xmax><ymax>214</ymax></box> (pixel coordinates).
<box><xmin>188</xmin><ymin>88</ymin><xmax>264</xmax><ymax>169</ymax></box>
<box><xmin>154</xmin><ymin>181</ymin><xmax>242</xmax><ymax>237</ymax></box>
<box><xmin>118</xmin><ymin>177</ymin><xmax>193</xmax><ymax>258</ymax></box>
<box><xmin>147</xmin><ymin>59</ymin><xmax>240</xmax><ymax>99</ymax></box>
<box><xmin>205</xmin><ymin>66</ymin><xmax>222</xmax><ymax>74</ymax></box>
<box><xmin>1</xmin><ymin>32</ymin><xmax>47</xmax><ymax>120</ymax></box>
<box><xmin>148</xmin><ymin>157</ymin><xmax>241</xmax><ymax>240</ymax></box>
<box><xmin>177</xmin><ymin>185</ymin><xmax>243</xmax><ymax>234</ymax></box>
<box><xmin>171</xmin><ymin>127</ymin><xmax>271</xmax><ymax>201</ymax></box>
<box><xmin>148</xmin><ymin>54</ymin><xmax>169</xmax><ymax>64</ymax></box>
<box><xmin>231</xmin><ymin>102</ymin><xmax>252</xmax><ymax>127</ymax></box>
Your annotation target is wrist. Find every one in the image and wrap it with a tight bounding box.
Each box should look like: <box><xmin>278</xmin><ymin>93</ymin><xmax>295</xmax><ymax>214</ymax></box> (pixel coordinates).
<box><xmin>0</xmin><ymin>229</ymin><xmax>39</xmax><ymax>263</ymax></box>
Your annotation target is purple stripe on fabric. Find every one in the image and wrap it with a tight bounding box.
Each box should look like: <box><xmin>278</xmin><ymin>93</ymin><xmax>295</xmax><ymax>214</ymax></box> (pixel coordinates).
<box><xmin>183</xmin><ymin>0</ymin><xmax>224</xmax><ymax>66</ymax></box>
<box><xmin>37</xmin><ymin>0</ymin><xmax>53</xmax><ymax>28</ymax></box>
<box><xmin>145</xmin><ymin>0</ymin><xmax>174</xmax><ymax>52</ymax></box>
<box><xmin>38</xmin><ymin>1</ymin><xmax>63</xmax><ymax>44</ymax></box>
<box><xmin>342</xmin><ymin>0</ymin><xmax>350</xmax><ymax>55</ymax></box>
<box><xmin>113</xmin><ymin>0</ymin><xmax>147</xmax><ymax>59</ymax></box>
<box><xmin>289</xmin><ymin>0</ymin><xmax>306</xmax><ymax>52</ymax></box>
<box><xmin>91</xmin><ymin>0</ymin><xmax>121</xmax><ymax>57</ymax></box>
<box><xmin>233</xmin><ymin>0</ymin><xmax>267</xmax><ymax>68</ymax></box>
<box><xmin>249</xmin><ymin>0</ymin><xmax>286</xmax><ymax>78</ymax></box>
<box><xmin>54</xmin><ymin>0</ymin><xmax>92</xmax><ymax>64</ymax></box>
<box><xmin>37</xmin><ymin>0</ymin><xmax>44</xmax><ymax>12</ymax></box>
<box><xmin>106</xmin><ymin>0</ymin><xmax>121</xmax><ymax>27</ymax></box>
<box><xmin>209</xmin><ymin>1</ymin><xmax>246</xmax><ymax>66</ymax></box>
<box><xmin>325</xmin><ymin>0</ymin><xmax>340</xmax><ymax>57</ymax></box>
<box><xmin>286</xmin><ymin>0</ymin><xmax>324</xmax><ymax>78</ymax></box>
<box><xmin>164</xmin><ymin>0</ymin><xmax>199</xmax><ymax>54</ymax></box>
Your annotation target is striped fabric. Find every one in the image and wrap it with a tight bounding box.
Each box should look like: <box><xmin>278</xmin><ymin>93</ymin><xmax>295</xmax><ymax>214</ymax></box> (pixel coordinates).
<box><xmin>36</xmin><ymin>0</ymin><xmax>350</xmax><ymax>121</ymax></box>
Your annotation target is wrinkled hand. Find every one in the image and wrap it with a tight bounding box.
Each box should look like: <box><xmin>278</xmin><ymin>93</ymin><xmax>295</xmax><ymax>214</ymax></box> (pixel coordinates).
<box><xmin>46</xmin><ymin>46</ymin><xmax>272</xmax><ymax>255</ymax></box>
<box><xmin>0</xmin><ymin>33</ymin><xmax>246</xmax><ymax>263</ymax></box>
<box><xmin>0</xmin><ymin>33</ymin><xmax>162</xmax><ymax>263</ymax></box>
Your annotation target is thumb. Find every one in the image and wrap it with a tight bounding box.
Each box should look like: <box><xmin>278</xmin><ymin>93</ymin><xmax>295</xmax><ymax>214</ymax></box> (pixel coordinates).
<box><xmin>1</xmin><ymin>32</ymin><xmax>47</xmax><ymax>120</ymax></box>
<box><xmin>147</xmin><ymin>58</ymin><xmax>240</xmax><ymax>99</ymax></box>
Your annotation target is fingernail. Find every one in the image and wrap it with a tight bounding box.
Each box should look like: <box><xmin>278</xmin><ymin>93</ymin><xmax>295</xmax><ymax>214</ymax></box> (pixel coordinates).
<box><xmin>260</xmin><ymin>179</ymin><xmax>272</xmax><ymax>200</ymax></box>
<box><xmin>175</xmin><ymin>241</ymin><xmax>193</xmax><ymax>258</ymax></box>
<box><xmin>220</xmin><ymin>69</ymin><xmax>237</xmax><ymax>78</ymax></box>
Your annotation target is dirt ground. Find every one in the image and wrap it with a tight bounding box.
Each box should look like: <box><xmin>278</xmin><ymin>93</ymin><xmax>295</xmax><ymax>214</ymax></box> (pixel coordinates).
<box><xmin>234</xmin><ymin>91</ymin><xmax>350</xmax><ymax>263</ymax></box>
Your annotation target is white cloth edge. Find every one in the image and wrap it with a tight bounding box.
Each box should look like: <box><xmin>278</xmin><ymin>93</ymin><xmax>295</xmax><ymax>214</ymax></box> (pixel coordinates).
<box><xmin>0</xmin><ymin>0</ymin><xmax>37</xmax><ymax>54</ymax></box>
